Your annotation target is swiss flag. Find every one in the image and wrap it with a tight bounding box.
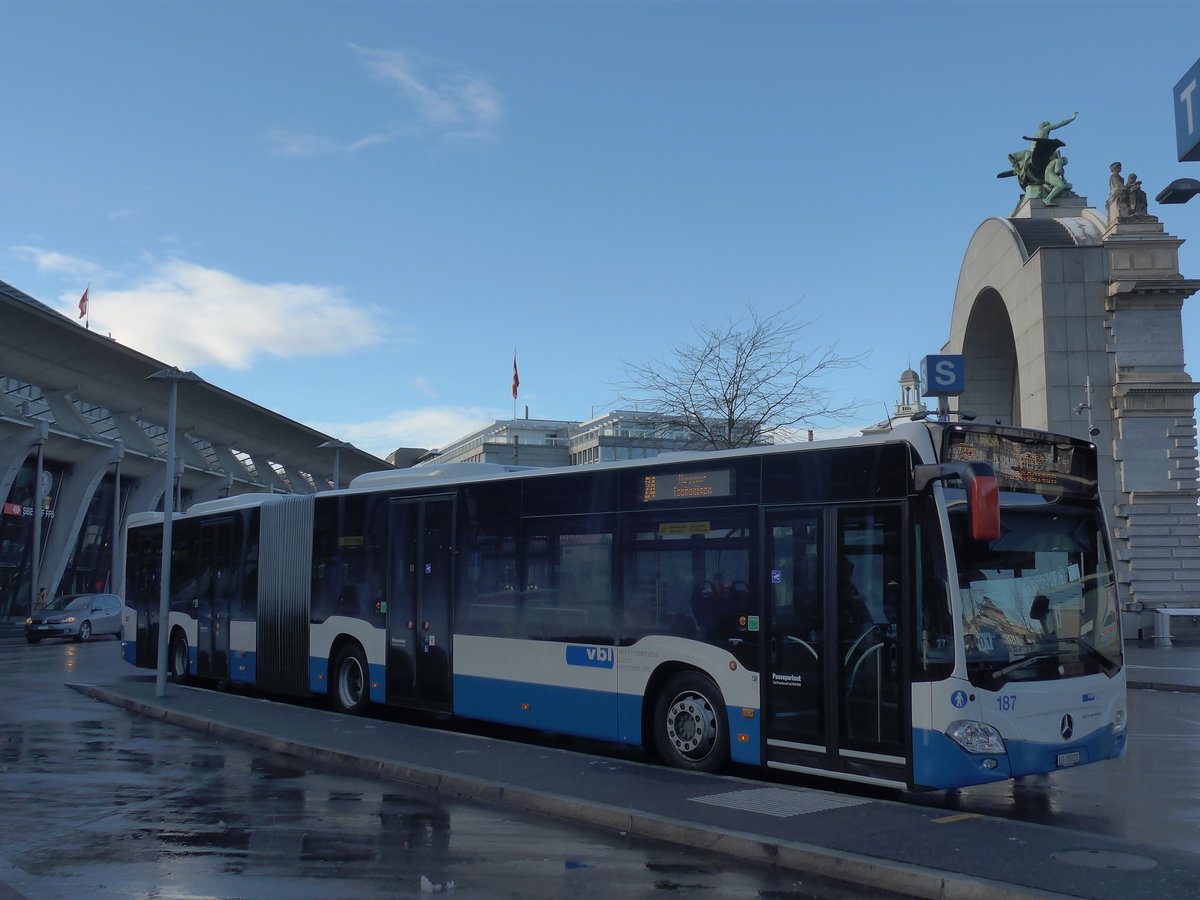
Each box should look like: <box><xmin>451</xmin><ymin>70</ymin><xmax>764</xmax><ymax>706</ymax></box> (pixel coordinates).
<box><xmin>512</xmin><ymin>355</ymin><xmax>520</xmax><ymax>399</ymax></box>
<box><xmin>78</xmin><ymin>287</ymin><xmax>89</xmax><ymax>320</ymax></box>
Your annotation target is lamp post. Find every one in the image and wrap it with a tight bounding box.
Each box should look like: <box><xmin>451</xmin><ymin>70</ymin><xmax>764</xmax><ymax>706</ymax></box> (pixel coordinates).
<box><xmin>146</xmin><ymin>367</ymin><xmax>202</xmax><ymax>697</ymax></box>
<box><xmin>318</xmin><ymin>439</ymin><xmax>353</xmax><ymax>490</ymax></box>
<box><xmin>29</xmin><ymin>421</ymin><xmax>48</xmax><ymax>617</ymax></box>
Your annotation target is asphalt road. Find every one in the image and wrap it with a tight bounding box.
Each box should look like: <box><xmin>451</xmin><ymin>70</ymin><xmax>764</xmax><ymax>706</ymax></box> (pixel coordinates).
<box><xmin>0</xmin><ymin>637</ymin><xmax>912</xmax><ymax>900</ymax></box>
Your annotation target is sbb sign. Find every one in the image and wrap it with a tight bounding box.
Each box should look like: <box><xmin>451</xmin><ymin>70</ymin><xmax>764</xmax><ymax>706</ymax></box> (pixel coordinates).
<box><xmin>921</xmin><ymin>354</ymin><xmax>965</xmax><ymax>397</ymax></box>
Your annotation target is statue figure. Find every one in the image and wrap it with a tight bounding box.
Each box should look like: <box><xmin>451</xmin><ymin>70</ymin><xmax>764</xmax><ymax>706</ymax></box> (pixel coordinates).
<box><xmin>1126</xmin><ymin>173</ymin><xmax>1149</xmax><ymax>216</ymax></box>
<box><xmin>1042</xmin><ymin>153</ymin><xmax>1072</xmax><ymax>205</ymax></box>
<box><xmin>1108</xmin><ymin>162</ymin><xmax>1128</xmax><ymax>217</ymax></box>
<box><xmin>997</xmin><ymin>112</ymin><xmax>1079</xmax><ymax>202</ymax></box>
<box><xmin>1031</xmin><ymin>112</ymin><xmax>1078</xmax><ymax>143</ymax></box>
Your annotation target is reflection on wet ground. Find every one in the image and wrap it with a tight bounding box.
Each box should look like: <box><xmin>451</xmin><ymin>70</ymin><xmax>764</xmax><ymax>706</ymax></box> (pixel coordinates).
<box><xmin>1</xmin><ymin>642</ymin><xmax>903</xmax><ymax>899</ymax></box>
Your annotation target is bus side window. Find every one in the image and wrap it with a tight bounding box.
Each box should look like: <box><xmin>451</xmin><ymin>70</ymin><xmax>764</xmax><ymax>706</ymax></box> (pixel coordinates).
<box><xmin>458</xmin><ymin>483</ymin><xmax>520</xmax><ymax>638</ymax></box>
<box><xmin>915</xmin><ymin>497</ymin><xmax>953</xmax><ymax>680</ymax></box>
<box><xmin>522</xmin><ymin>517</ymin><xmax>614</xmax><ymax>643</ymax></box>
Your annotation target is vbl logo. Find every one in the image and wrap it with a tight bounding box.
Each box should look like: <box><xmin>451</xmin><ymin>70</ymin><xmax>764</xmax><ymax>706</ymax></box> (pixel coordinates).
<box><xmin>566</xmin><ymin>645</ymin><xmax>616</xmax><ymax>669</ymax></box>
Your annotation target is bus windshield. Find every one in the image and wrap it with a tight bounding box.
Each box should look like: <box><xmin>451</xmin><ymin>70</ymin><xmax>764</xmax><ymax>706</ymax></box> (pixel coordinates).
<box><xmin>947</xmin><ymin>494</ymin><xmax>1122</xmax><ymax>689</ymax></box>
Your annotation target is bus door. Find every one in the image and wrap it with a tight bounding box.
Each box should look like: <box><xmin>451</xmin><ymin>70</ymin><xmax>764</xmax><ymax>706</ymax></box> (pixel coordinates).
<box><xmin>765</xmin><ymin>505</ymin><xmax>905</xmax><ymax>780</ymax></box>
<box><xmin>386</xmin><ymin>496</ymin><xmax>454</xmax><ymax>708</ymax></box>
<box><xmin>195</xmin><ymin>517</ymin><xmax>235</xmax><ymax>679</ymax></box>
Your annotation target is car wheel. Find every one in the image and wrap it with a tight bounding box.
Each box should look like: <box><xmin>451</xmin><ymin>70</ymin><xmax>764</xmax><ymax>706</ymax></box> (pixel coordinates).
<box><xmin>331</xmin><ymin>644</ymin><xmax>371</xmax><ymax>715</ymax></box>
<box><xmin>169</xmin><ymin>632</ymin><xmax>190</xmax><ymax>684</ymax></box>
<box><xmin>76</xmin><ymin>620</ymin><xmax>92</xmax><ymax>643</ymax></box>
<box><xmin>653</xmin><ymin>671</ymin><xmax>730</xmax><ymax>773</ymax></box>
<box><xmin>25</xmin><ymin>635</ymin><xmax>41</xmax><ymax>644</ymax></box>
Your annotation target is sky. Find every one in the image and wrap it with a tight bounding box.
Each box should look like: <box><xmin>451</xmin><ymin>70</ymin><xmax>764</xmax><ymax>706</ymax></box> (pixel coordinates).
<box><xmin>4</xmin><ymin>0</ymin><xmax>1200</xmax><ymax>460</ymax></box>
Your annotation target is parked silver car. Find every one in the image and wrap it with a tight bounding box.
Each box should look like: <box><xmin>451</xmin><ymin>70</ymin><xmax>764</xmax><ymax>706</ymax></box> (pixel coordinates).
<box><xmin>25</xmin><ymin>593</ymin><xmax>123</xmax><ymax>644</ymax></box>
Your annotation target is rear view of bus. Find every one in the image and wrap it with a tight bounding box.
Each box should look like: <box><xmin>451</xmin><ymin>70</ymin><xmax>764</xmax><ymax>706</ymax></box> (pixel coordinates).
<box><xmin>914</xmin><ymin>426</ymin><xmax>1127</xmax><ymax>789</ymax></box>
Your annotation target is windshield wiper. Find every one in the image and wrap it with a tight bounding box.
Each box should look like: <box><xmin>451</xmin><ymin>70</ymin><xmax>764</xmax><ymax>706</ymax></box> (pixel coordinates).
<box><xmin>989</xmin><ymin>638</ymin><xmax>1119</xmax><ymax>683</ymax></box>
<box><xmin>1052</xmin><ymin>636</ymin><xmax>1120</xmax><ymax>674</ymax></box>
<box><xmin>989</xmin><ymin>652</ymin><xmax>1058</xmax><ymax>682</ymax></box>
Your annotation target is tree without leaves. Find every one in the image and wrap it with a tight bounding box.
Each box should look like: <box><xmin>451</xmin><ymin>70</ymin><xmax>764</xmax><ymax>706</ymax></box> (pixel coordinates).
<box><xmin>617</xmin><ymin>305</ymin><xmax>866</xmax><ymax>450</ymax></box>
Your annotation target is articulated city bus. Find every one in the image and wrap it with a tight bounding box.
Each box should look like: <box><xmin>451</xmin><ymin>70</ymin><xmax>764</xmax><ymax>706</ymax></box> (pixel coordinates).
<box><xmin>121</xmin><ymin>421</ymin><xmax>1126</xmax><ymax>790</ymax></box>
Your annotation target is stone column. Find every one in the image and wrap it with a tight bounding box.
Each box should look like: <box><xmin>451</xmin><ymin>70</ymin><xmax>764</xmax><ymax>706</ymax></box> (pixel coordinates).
<box><xmin>1102</xmin><ymin>212</ymin><xmax>1200</xmax><ymax>616</ymax></box>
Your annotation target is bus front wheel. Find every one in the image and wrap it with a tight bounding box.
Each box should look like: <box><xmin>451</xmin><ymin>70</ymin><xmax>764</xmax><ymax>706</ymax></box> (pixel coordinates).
<box><xmin>331</xmin><ymin>644</ymin><xmax>370</xmax><ymax>715</ymax></box>
<box><xmin>169</xmin><ymin>632</ymin><xmax>190</xmax><ymax>684</ymax></box>
<box><xmin>653</xmin><ymin>672</ymin><xmax>730</xmax><ymax>773</ymax></box>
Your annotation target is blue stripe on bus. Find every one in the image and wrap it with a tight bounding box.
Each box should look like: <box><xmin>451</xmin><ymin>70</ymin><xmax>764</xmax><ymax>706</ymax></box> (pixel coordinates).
<box><xmin>308</xmin><ymin>658</ymin><xmax>327</xmax><ymax>695</ymax></box>
<box><xmin>913</xmin><ymin>722</ymin><xmax>1127</xmax><ymax>790</ymax></box>
<box><xmin>455</xmin><ymin>675</ymin><xmax>761</xmax><ymax>764</ymax></box>
<box><xmin>728</xmin><ymin>709</ymin><xmax>761</xmax><ymax>765</ymax></box>
<box><xmin>230</xmin><ymin>651</ymin><xmax>255</xmax><ymax>684</ymax></box>
<box><xmin>370</xmin><ymin>664</ymin><xmax>385</xmax><ymax>703</ymax></box>
<box><xmin>454</xmin><ymin>674</ymin><xmax>623</xmax><ymax>743</ymax></box>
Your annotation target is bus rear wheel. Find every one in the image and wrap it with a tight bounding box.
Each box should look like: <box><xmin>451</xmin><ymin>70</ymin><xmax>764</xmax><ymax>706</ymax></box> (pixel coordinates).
<box><xmin>331</xmin><ymin>644</ymin><xmax>370</xmax><ymax>715</ymax></box>
<box><xmin>653</xmin><ymin>672</ymin><xmax>730</xmax><ymax>773</ymax></box>
<box><xmin>169</xmin><ymin>632</ymin><xmax>190</xmax><ymax>684</ymax></box>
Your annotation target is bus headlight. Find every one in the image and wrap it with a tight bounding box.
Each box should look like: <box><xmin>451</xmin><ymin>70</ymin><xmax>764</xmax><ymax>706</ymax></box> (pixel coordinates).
<box><xmin>946</xmin><ymin>720</ymin><xmax>1006</xmax><ymax>754</ymax></box>
<box><xmin>1113</xmin><ymin>703</ymin><xmax>1127</xmax><ymax>734</ymax></box>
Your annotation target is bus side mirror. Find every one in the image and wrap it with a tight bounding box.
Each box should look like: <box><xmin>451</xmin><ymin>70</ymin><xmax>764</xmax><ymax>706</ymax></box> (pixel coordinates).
<box><xmin>914</xmin><ymin>461</ymin><xmax>1000</xmax><ymax>542</ymax></box>
<box><xmin>962</xmin><ymin>465</ymin><xmax>1000</xmax><ymax>542</ymax></box>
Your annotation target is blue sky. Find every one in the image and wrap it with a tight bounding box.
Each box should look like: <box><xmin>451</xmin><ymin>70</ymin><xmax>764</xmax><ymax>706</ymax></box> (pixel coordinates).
<box><xmin>4</xmin><ymin>0</ymin><xmax>1200</xmax><ymax>459</ymax></box>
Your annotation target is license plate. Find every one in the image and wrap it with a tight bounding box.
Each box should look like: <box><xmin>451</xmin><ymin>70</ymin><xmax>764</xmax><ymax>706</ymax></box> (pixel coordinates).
<box><xmin>1056</xmin><ymin>750</ymin><xmax>1082</xmax><ymax>768</ymax></box>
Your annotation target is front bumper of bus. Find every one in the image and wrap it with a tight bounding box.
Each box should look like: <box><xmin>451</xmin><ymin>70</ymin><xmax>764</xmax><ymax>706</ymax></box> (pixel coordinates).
<box><xmin>913</xmin><ymin>720</ymin><xmax>1128</xmax><ymax>790</ymax></box>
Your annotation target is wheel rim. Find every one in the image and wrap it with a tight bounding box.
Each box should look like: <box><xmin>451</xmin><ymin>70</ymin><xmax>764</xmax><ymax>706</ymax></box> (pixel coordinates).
<box><xmin>664</xmin><ymin>690</ymin><xmax>717</xmax><ymax>760</ymax></box>
<box><xmin>337</xmin><ymin>656</ymin><xmax>365</xmax><ymax>709</ymax></box>
<box><xmin>79</xmin><ymin>622</ymin><xmax>91</xmax><ymax>641</ymax></box>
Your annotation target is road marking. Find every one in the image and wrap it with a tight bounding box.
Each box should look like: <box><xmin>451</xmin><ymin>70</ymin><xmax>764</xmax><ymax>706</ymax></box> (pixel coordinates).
<box><xmin>933</xmin><ymin>813</ymin><xmax>983</xmax><ymax>824</ymax></box>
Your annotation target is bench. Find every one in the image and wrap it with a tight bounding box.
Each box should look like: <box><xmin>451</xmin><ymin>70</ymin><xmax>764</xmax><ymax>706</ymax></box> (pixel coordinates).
<box><xmin>1153</xmin><ymin>608</ymin><xmax>1200</xmax><ymax>648</ymax></box>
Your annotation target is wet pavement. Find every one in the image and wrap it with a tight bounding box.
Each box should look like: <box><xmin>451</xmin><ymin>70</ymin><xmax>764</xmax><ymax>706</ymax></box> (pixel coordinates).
<box><xmin>3</xmin><ymin>634</ymin><xmax>1200</xmax><ymax>899</ymax></box>
<box><xmin>0</xmin><ymin>638</ymin><xmax>908</xmax><ymax>900</ymax></box>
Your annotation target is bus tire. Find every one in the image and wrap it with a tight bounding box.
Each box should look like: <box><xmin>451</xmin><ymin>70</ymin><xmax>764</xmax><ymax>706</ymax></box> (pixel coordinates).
<box><xmin>169</xmin><ymin>631</ymin><xmax>190</xmax><ymax>684</ymax></box>
<box><xmin>653</xmin><ymin>672</ymin><xmax>730</xmax><ymax>773</ymax></box>
<box><xmin>331</xmin><ymin>644</ymin><xmax>371</xmax><ymax>715</ymax></box>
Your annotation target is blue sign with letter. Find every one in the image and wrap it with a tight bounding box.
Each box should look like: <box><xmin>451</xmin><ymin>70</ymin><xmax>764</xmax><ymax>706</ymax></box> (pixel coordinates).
<box><xmin>921</xmin><ymin>354</ymin><xmax>965</xmax><ymax>397</ymax></box>
<box><xmin>1176</xmin><ymin>58</ymin><xmax>1200</xmax><ymax>163</ymax></box>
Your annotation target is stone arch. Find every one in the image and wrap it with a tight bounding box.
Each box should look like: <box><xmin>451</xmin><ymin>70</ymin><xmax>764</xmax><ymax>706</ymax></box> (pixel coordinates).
<box><xmin>959</xmin><ymin>288</ymin><xmax>1019</xmax><ymax>426</ymax></box>
<box><xmin>944</xmin><ymin>211</ymin><xmax>1111</xmax><ymax>437</ymax></box>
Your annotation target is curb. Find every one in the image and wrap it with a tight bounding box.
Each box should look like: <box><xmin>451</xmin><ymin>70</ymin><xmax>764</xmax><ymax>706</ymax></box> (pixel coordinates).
<box><xmin>1127</xmin><ymin>681</ymin><xmax>1200</xmax><ymax>693</ymax></box>
<box><xmin>68</xmin><ymin>682</ymin><xmax>1076</xmax><ymax>900</ymax></box>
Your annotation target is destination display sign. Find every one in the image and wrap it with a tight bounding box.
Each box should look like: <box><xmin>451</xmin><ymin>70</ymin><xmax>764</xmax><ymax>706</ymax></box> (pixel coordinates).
<box><xmin>640</xmin><ymin>470</ymin><xmax>733</xmax><ymax>503</ymax></box>
<box><xmin>944</xmin><ymin>429</ymin><xmax>1095</xmax><ymax>496</ymax></box>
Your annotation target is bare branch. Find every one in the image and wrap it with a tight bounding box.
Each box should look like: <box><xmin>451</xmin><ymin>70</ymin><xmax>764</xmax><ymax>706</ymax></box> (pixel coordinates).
<box><xmin>615</xmin><ymin>303</ymin><xmax>868</xmax><ymax>449</ymax></box>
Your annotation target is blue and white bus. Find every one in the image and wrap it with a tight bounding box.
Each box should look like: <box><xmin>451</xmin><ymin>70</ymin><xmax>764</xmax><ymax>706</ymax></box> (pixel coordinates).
<box><xmin>121</xmin><ymin>421</ymin><xmax>1126</xmax><ymax>790</ymax></box>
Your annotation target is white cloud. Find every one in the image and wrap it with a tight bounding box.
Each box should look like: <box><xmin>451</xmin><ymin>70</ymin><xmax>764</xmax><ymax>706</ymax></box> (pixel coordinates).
<box><xmin>412</xmin><ymin>375</ymin><xmax>438</xmax><ymax>398</ymax></box>
<box><xmin>264</xmin><ymin>129</ymin><xmax>346</xmax><ymax>158</ymax></box>
<box><xmin>314</xmin><ymin>405</ymin><xmax>501</xmax><ymax>457</ymax></box>
<box><xmin>264</xmin><ymin>46</ymin><xmax>502</xmax><ymax>158</ymax></box>
<box><xmin>351</xmin><ymin>45</ymin><xmax>504</xmax><ymax>141</ymax></box>
<box><xmin>74</xmin><ymin>260</ymin><xmax>384</xmax><ymax>370</ymax></box>
<box><xmin>12</xmin><ymin>245</ymin><xmax>101</xmax><ymax>279</ymax></box>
